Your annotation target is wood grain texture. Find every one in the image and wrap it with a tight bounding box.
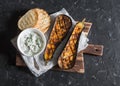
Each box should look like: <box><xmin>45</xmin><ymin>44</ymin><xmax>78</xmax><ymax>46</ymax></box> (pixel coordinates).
<box><xmin>83</xmin><ymin>44</ymin><xmax>104</xmax><ymax>56</ymax></box>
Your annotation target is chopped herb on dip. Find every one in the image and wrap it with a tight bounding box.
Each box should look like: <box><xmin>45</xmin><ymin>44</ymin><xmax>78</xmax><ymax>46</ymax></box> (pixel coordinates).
<box><xmin>20</xmin><ymin>31</ymin><xmax>44</xmax><ymax>56</ymax></box>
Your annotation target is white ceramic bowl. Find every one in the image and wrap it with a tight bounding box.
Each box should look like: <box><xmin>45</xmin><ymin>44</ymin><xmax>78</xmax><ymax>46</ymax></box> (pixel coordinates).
<box><xmin>17</xmin><ymin>28</ymin><xmax>46</xmax><ymax>57</ymax></box>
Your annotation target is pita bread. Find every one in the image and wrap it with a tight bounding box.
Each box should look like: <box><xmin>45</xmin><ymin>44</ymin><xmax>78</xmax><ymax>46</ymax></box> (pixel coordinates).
<box><xmin>18</xmin><ymin>8</ymin><xmax>50</xmax><ymax>33</ymax></box>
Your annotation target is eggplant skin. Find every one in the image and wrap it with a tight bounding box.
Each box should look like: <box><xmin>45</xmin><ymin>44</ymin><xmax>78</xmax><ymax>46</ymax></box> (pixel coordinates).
<box><xmin>44</xmin><ymin>14</ymin><xmax>72</xmax><ymax>63</ymax></box>
<box><xmin>58</xmin><ymin>22</ymin><xmax>84</xmax><ymax>69</ymax></box>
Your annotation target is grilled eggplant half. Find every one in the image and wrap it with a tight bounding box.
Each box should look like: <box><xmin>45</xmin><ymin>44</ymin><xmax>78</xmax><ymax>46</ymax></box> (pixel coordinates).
<box><xmin>58</xmin><ymin>20</ymin><xmax>85</xmax><ymax>69</ymax></box>
<box><xmin>44</xmin><ymin>14</ymin><xmax>72</xmax><ymax>63</ymax></box>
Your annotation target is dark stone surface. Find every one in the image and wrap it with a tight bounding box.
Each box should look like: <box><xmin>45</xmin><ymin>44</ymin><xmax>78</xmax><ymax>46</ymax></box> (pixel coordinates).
<box><xmin>0</xmin><ymin>0</ymin><xmax>120</xmax><ymax>86</ymax></box>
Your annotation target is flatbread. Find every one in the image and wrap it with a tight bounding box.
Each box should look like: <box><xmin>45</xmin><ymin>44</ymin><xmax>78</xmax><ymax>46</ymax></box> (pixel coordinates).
<box><xmin>18</xmin><ymin>8</ymin><xmax>38</xmax><ymax>30</ymax></box>
<box><xmin>18</xmin><ymin>8</ymin><xmax>51</xmax><ymax>33</ymax></box>
<box><xmin>34</xmin><ymin>8</ymin><xmax>51</xmax><ymax>32</ymax></box>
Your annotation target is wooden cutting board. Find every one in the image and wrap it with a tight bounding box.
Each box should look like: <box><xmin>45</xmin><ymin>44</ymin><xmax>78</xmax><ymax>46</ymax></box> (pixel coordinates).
<box><xmin>16</xmin><ymin>22</ymin><xmax>104</xmax><ymax>73</ymax></box>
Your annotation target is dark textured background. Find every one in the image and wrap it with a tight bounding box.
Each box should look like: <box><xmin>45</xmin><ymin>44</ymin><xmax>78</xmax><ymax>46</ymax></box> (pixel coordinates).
<box><xmin>0</xmin><ymin>0</ymin><xmax>120</xmax><ymax>86</ymax></box>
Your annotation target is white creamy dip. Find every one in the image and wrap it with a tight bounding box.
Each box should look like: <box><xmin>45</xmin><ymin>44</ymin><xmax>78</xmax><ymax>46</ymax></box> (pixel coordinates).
<box><xmin>20</xmin><ymin>31</ymin><xmax>44</xmax><ymax>56</ymax></box>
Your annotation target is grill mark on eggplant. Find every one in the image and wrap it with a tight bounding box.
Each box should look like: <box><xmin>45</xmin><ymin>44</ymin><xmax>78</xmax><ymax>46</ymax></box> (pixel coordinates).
<box><xmin>58</xmin><ymin>21</ymin><xmax>85</xmax><ymax>69</ymax></box>
<box><xmin>44</xmin><ymin>14</ymin><xmax>72</xmax><ymax>63</ymax></box>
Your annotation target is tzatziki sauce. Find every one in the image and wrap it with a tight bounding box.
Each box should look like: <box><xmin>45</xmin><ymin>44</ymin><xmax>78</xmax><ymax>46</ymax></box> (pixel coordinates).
<box><xmin>20</xmin><ymin>31</ymin><xmax>44</xmax><ymax>56</ymax></box>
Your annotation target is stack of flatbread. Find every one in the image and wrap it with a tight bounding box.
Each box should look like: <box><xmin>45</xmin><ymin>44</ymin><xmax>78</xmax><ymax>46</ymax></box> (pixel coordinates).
<box><xmin>18</xmin><ymin>8</ymin><xmax>51</xmax><ymax>33</ymax></box>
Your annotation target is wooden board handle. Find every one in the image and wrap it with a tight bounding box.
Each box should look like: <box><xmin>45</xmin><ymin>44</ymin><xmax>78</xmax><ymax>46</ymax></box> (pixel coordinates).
<box><xmin>83</xmin><ymin>44</ymin><xmax>104</xmax><ymax>56</ymax></box>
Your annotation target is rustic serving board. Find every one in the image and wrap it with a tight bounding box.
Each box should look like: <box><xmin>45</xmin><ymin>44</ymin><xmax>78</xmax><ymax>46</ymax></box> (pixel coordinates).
<box><xmin>16</xmin><ymin>22</ymin><xmax>104</xmax><ymax>73</ymax></box>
